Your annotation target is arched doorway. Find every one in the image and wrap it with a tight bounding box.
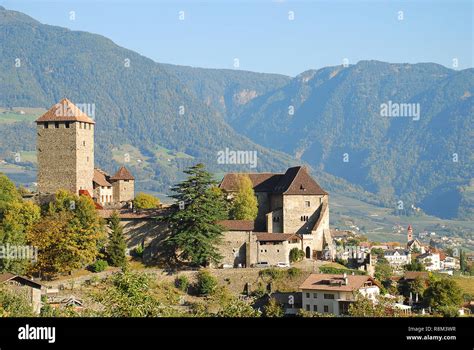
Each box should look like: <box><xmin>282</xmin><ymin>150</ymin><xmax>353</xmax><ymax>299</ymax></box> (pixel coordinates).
<box><xmin>305</xmin><ymin>246</ymin><xmax>311</xmax><ymax>259</ymax></box>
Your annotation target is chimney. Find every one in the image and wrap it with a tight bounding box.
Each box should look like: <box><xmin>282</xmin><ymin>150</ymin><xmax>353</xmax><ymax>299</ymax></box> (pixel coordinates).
<box><xmin>343</xmin><ymin>272</ymin><xmax>348</xmax><ymax>285</ymax></box>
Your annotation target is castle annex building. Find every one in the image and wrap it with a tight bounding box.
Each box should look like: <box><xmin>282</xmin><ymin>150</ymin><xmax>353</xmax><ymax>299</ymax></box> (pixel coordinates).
<box><xmin>36</xmin><ymin>99</ymin><xmax>134</xmax><ymax>206</ymax></box>
<box><xmin>218</xmin><ymin>166</ymin><xmax>334</xmax><ymax>266</ymax></box>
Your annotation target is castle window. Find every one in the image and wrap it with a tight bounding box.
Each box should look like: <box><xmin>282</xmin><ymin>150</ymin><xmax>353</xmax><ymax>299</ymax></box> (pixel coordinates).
<box><xmin>65</xmin><ymin>122</ymin><xmax>70</xmax><ymax>128</ymax></box>
<box><xmin>305</xmin><ymin>200</ymin><xmax>310</xmax><ymax>207</ymax></box>
<box><xmin>83</xmin><ymin>141</ymin><xmax>86</xmax><ymax>146</ymax></box>
<box><xmin>87</xmin><ymin>157</ymin><xmax>89</xmax><ymax>162</ymax></box>
<box><xmin>44</xmin><ymin>123</ymin><xmax>49</xmax><ymax>129</ymax></box>
<box><xmin>55</xmin><ymin>122</ymin><xmax>59</xmax><ymax>128</ymax></box>
<box><xmin>124</xmin><ymin>180</ymin><xmax>129</xmax><ymax>183</ymax></box>
<box><xmin>300</xmin><ymin>184</ymin><xmax>306</xmax><ymax>191</ymax></box>
<box><xmin>79</xmin><ymin>123</ymin><xmax>83</xmax><ymax>129</ymax></box>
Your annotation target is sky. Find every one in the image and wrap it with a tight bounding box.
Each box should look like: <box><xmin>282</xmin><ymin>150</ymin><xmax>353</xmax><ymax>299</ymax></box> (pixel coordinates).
<box><xmin>1</xmin><ymin>0</ymin><xmax>473</xmax><ymax>76</ymax></box>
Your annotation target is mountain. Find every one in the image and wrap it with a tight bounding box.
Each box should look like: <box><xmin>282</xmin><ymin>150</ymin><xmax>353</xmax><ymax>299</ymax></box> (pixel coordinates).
<box><xmin>0</xmin><ymin>6</ymin><xmax>472</xmax><ymax>220</ymax></box>
<box><xmin>228</xmin><ymin>61</ymin><xmax>473</xmax><ymax>219</ymax></box>
<box><xmin>0</xmin><ymin>6</ymin><xmax>299</xmax><ymax>193</ymax></box>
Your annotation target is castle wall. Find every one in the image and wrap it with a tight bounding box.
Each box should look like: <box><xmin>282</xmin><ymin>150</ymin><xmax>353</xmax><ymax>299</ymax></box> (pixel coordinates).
<box><xmin>218</xmin><ymin>231</ymin><xmax>250</xmax><ymax>267</ymax></box>
<box><xmin>113</xmin><ymin>180</ymin><xmax>134</xmax><ymax>202</ymax></box>
<box><xmin>282</xmin><ymin>194</ymin><xmax>326</xmax><ymax>235</ymax></box>
<box><xmin>254</xmin><ymin>192</ymin><xmax>270</xmax><ymax>231</ymax></box>
<box><xmin>256</xmin><ymin>240</ymin><xmax>299</xmax><ymax>265</ymax></box>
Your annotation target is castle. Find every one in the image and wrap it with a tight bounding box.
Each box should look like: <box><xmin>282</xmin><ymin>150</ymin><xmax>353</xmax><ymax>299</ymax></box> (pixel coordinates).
<box><xmin>36</xmin><ymin>98</ymin><xmax>134</xmax><ymax>206</ymax></box>
<box><xmin>217</xmin><ymin>166</ymin><xmax>334</xmax><ymax>266</ymax></box>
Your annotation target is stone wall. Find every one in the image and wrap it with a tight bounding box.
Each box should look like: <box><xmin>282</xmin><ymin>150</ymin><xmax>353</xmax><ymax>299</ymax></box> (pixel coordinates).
<box><xmin>255</xmin><ymin>240</ymin><xmax>298</xmax><ymax>265</ymax></box>
<box><xmin>37</xmin><ymin>121</ymin><xmax>94</xmax><ymax>195</ymax></box>
<box><xmin>282</xmin><ymin>194</ymin><xmax>326</xmax><ymax>235</ymax></box>
<box><xmin>75</xmin><ymin>122</ymin><xmax>94</xmax><ymax>194</ymax></box>
<box><xmin>113</xmin><ymin>180</ymin><xmax>135</xmax><ymax>203</ymax></box>
<box><xmin>218</xmin><ymin>231</ymin><xmax>250</xmax><ymax>268</ymax></box>
<box><xmin>37</xmin><ymin>122</ymin><xmax>78</xmax><ymax>194</ymax></box>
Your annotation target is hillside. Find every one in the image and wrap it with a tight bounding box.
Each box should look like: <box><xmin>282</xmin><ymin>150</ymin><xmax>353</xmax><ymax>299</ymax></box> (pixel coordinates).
<box><xmin>230</xmin><ymin>62</ymin><xmax>473</xmax><ymax>219</ymax></box>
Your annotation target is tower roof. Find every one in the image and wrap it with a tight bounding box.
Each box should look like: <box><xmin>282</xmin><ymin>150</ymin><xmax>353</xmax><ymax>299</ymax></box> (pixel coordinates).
<box><xmin>110</xmin><ymin>166</ymin><xmax>134</xmax><ymax>181</ymax></box>
<box><xmin>35</xmin><ymin>98</ymin><xmax>95</xmax><ymax>124</ymax></box>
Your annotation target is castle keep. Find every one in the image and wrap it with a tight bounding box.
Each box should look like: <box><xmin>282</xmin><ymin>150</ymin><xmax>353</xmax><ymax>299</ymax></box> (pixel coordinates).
<box><xmin>36</xmin><ymin>99</ymin><xmax>134</xmax><ymax>206</ymax></box>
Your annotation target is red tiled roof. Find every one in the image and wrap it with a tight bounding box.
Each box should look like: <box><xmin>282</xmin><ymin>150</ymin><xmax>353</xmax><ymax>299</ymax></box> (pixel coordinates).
<box><xmin>403</xmin><ymin>271</ymin><xmax>429</xmax><ymax>280</ymax></box>
<box><xmin>110</xmin><ymin>166</ymin><xmax>134</xmax><ymax>181</ymax></box>
<box><xmin>300</xmin><ymin>274</ymin><xmax>376</xmax><ymax>292</ymax></box>
<box><xmin>93</xmin><ymin>169</ymin><xmax>112</xmax><ymax>187</ymax></box>
<box><xmin>35</xmin><ymin>98</ymin><xmax>95</xmax><ymax>124</ymax></box>
<box><xmin>219</xmin><ymin>166</ymin><xmax>327</xmax><ymax>195</ymax></box>
<box><xmin>0</xmin><ymin>272</ymin><xmax>16</xmax><ymax>283</ymax></box>
<box><xmin>218</xmin><ymin>220</ymin><xmax>255</xmax><ymax>231</ymax></box>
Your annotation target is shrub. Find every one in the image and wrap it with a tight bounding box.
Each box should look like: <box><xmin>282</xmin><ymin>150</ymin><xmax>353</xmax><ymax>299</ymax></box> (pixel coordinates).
<box><xmin>132</xmin><ymin>245</ymin><xmax>144</xmax><ymax>258</ymax></box>
<box><xmin>90</xmin><ymin>259</ymin><xmax>108</xmax><ymax>273</ymax></box>
<box><xmin>319</xmin><ymin>266</ymin><xmax>366</xmax><ymax>275</ymax></box>
<box><xmin>289</xmin><ymin>248</ymin><xmax>305</xmax><ymax>263</ymax></box>
<box><xmin>196</xmin><ymin>270</ymin><xmax>218</xmax><ymax>296</ymax></box>
<box><xmin>175</xmin><ymin>275</ymin><xmax>189</xmax><ymax>292</ymax></box>
<box><xmin>133</xmin><ymin>192</ymin><xmax>160</xmax><ymax>209</ymax></box>
<box><xmin>287</xmin><ymin>267</ymin><xmax>302</xmax><ymax>278</ymax></box>
<box><xmin>259</xmin><ymin>268</ymin><xmax>284</xmax><ymax>280</ymax></box>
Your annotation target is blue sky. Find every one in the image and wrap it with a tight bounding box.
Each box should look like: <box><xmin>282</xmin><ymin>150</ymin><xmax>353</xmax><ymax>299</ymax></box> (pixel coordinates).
<box><xmin>2</xmin><ymin>0</ymin><xmax>472</xmax><ymax>76</ymax></box>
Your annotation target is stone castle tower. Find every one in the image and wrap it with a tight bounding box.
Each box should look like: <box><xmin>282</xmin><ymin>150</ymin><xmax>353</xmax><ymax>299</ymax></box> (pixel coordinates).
<box><xmin>36</xmin><ymin>98</ymin><xmax>95</xmax><ymax>195</ymax></box>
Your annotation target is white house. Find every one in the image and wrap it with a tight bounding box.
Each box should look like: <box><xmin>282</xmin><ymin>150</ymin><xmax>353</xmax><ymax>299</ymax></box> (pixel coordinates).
<box><xmin>384</xmin><ymin>249</ymin><xmax>411</xmax><ymax>268</ymax></box>
<box><xmin>441</xmin><ymin>256</ymin><xmax>460</xmax><ymax>270</ymax></box>
<box><xmin>300</xmin><ymin>273</ymin><xmax>380</xmax><ymax>316</ymax></box>
<box><xmin>417</xmin><ymin>252</ymin><xmax>441</xmax><ymax>271</ymax></box>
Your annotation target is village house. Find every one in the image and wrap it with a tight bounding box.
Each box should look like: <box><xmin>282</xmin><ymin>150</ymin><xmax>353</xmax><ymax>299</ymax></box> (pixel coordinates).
<box><xmin>300</xmin><ymin>273</ymin><xmax>379</xmax><ymax>316</ymax></box>
<box><xmin>416</xmin><ymin>251</ymin><xmax>441</xmax><ymax>271</ymax></box>
<box><xmin>0</xmin><ymin>273</ymin><xmax>44</xmax><ymax>314</ymax></box>
<box><xmin>35</xmin><ymin>98</ymin><xmax>135</xmax><ymax>207</ymax></box>
<box><xmin>218</xmin><ymin>166</ymin><xmax>334</xmax><ymax>267</ymax></box>
<box><xmin>384</xmin><ymin>249</ymin><xmax>411</xmax><ymax>268</ymax></box>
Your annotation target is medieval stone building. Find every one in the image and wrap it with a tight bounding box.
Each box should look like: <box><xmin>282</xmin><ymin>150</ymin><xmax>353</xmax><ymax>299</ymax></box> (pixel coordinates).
<box><xmin>36</xmin><ymin>98</ymin><xmax>134</xmax><ymax>206</ymax></box>
<box><xmin>218</xmin><ymin>166</ymin><xmax>334</xmax><ymax>266</ymax></box>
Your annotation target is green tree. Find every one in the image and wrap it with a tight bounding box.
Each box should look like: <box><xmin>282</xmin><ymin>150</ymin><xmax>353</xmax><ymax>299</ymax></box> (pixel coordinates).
<box><xmin>196</xmin><ymin>270</ymin><xmax>218</xmax><ymax>296</ymax></box>
<box><xmin>91</xmin><ymin>271</ymin><xmax>166</xmax><ymax>317</ymax></box>
<box><xmin>28</xmin><ymin>191</ymin><xmax>106</xmax><ymax>278</ymax></box>
<box><xmin>166</xmin><ymin>164</ymin><xmax>228</xmax><ymax>266</ymax></box>
<box><xmin>0</xmin><ymin>173</ymin><xmax>21</xmax><ymax>216</ymax></box>
<box><xmin>0</xmin><ymin>287</ymin><xmax>34</xmax><ymax>317</ymax></box>
<box><xmin>0</xmin><ymin>200</ymin><xmax>40</xmax><ymax>274</ymax></box>
<box><xmin>404</xmin><ymin>259</ymin><xmax>426</xmax><ymax>272</ymax></box>
<box><xmin>348</xmin><ymin>294</ymin><xmax>402</xmax><ymax>317</ymax></box>
<box><xmin>424</xmin><ymin>278</ymin><xmax>463</xmax><ymax>311</ymax></box>
<box><xmin>230</xmin><ymin>175</ymin><xmax>258</xmax><ymax>220</ymax></box>
<box><xmin>133</xmin><ymin>192</ymin><xmax>160</xmax><ymax>210</ymax></box>
<box><xmin>289</xmin><ymin>248</ymin><xmax>305</xmax><ymax>263</ymax></box>
<box><xmin>264</xmin><ymin>297</ymin><xmax>284</xmax><ymax>317</ymax></box>
<box><xmin>107</xmin><ymin>211</ymin><xmax>127</xmax><ymax>268</ymax></box>
<box><xmin>217</xmin><ymin>298</ymin><xmax>260</xmax><ymax>317</ymax></box>
<box><xmin>374</xmin><ymin>261</ymin><xmax>393</xmax><ymax>286</ymax></box>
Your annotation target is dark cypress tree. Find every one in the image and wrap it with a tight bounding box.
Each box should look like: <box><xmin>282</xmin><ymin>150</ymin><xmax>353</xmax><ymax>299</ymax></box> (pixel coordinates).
<box><xmin>166</xmin><ymin>163</ymin><xmax>228</xmax><ymax>267</ymax></box>
<box><xmin>107</xmin><ymin>211</ymin><xmax>127</xmax><ymax>268</ymax></box>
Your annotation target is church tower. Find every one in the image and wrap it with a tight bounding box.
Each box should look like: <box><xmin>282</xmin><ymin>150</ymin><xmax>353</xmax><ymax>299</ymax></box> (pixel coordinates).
<box><xmin>407</xmin><ymin>224</ymin><xmax>413</xmax><ymax>242</ymax></box>
<box><xmin>36</xmin><ymin>98</ymin><xmax>95</xmax><ymax>196</ymax></box>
